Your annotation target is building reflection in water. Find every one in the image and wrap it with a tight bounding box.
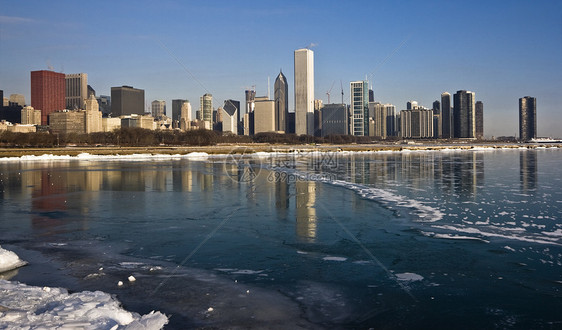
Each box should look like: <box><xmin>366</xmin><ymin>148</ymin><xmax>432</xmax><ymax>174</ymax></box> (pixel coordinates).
<box><xmin>275</xmin><ymin>179</ymin><xmax>289</xmax><ymax>221</ymax></box>
<box><xmin>295</xmin><ymin>181</ymin><xmax>317</xmax><ymax>242</ymax></box>
<box><xmin>520</xmin><ymin>150</ymin><xmax>537</xmax><ymax>192</ymax></box>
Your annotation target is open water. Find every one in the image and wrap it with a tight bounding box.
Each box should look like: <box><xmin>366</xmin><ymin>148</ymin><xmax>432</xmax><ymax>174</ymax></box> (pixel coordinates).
<box><xmin>0</xmin><ymin>147</ymin><xmax>561</xmax><ymax>329</ymax></box>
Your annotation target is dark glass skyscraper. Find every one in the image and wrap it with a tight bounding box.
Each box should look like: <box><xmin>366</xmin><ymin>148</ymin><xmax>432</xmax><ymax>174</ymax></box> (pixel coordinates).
<box><xmin>519</xmin><ymin>96</ymin><xmax>537</xmax><ymax>141</ymax></box>
<box><xmin>475</xmin><ymin>101</ymin><xmax>484</xmax><ymax>139</ymax></box>
<box><xmin>274</xmin><ymin>70</ymin><xmax>288</xmax><ymax>132</ymax></box>
<box><xmin>111</xmin><ymin>86</ymin><xmax>145</xmax><ymax>117</ymax></box>
<box><xmin>453</xmin><ymin>90</ymin><xmax>475</xmax><ymax>138</ymax></box>
<box><xmin>441</xmin><ymin>92</ymin><xmax>452</xmax><ymax>138</ymax></box>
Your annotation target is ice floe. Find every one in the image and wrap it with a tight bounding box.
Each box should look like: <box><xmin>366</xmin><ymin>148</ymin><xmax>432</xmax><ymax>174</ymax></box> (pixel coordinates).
<box><xmin>322</xmin><ymin>256</ymin><xmax>348</xmax><ymax>262</ymax></box>
<box><xmin>0</xmin><ymin>246</ymin><xmax>27</xmax><ymax>273</ymax></box>
<box><xmin>0</xmin><ymin>280</ymin><xmax>168</xmax><ymax>329</ymax></box>
<box><xmin>395</xmin><ymin>272</ymin><xmax>424</xmax><ymax>282</ymax></box>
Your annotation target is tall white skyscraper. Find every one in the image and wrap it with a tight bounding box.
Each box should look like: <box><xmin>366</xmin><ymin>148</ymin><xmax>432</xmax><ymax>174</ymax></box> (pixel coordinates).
<box><xmin>294</xmin><ymin>48</ymin><xmax>314</xmax><ymax>135</ymax></box>
<box><xmin>350</xmin><ymin>80</ymin><xmax>369</xmax><ymax>136</ymax></box>
<box><xmin>65</xmin><ymin>73</ymin><xmax>88</xmax><ymax>109</ymax></box>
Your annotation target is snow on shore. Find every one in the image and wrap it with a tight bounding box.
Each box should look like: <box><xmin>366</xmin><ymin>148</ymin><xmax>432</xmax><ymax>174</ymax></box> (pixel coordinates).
<box><xmin>0</xmin><ymin>152</ymin><xmax>209</xmax><ymax>162</ymax></box>
<box><xmin>0</xmin><ymin>247</ymin><xmax>168</xmax><ymax>329</ymax></box>
<box><xmin>0</xmin><ymin>145</ymin><xmax>558</xmax><ymax>162</ymax></box>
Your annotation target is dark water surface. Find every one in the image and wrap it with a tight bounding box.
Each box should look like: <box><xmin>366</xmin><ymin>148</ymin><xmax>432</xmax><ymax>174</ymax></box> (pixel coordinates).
<box><xmin>0</xmin><ymin>148</ymin><xmax>561</xmax><ymax>329</ymax></box>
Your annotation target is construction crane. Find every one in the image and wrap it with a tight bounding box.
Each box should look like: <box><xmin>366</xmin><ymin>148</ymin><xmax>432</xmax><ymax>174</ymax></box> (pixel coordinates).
<box><xmin>326</xmin><ymin>81</ymin><xmax>335</xmax><ymax>104</ymax></box>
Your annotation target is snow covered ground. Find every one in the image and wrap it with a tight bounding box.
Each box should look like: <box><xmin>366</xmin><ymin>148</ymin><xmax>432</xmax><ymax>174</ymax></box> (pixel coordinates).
<box><xmin>0</xmin><ymin>246</ymin><xmax>168</xmax><ymax>329</ymax></box>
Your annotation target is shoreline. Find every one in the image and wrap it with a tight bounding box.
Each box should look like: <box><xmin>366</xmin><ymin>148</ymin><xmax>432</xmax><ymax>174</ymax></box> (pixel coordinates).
<box><xmin>0</xmin><ymin>142</ymin><xmax>560</xmax><ymax>158</ymax></box>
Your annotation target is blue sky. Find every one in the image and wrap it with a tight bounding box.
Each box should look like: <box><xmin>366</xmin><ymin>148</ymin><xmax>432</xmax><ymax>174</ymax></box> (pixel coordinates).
<box><xmin>1</xmin><ymin>0</ymin><xmax>561</xmax><ymax>137</ymax></box>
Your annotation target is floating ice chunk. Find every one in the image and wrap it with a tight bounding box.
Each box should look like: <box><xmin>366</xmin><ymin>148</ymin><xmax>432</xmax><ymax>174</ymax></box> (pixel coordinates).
<box><xmin>0</xmin><ymin>245</ymin><xmax>28</xmax><ymax>273</ymax></box>
<box><xmin>230</xmin><ymin>269</ymin><xmax>264</xmax><ymax>275</ymax></box>
<box><xmin>117</xmin><ymin>281</ymin><xmax>124</xmax><ymax>286</ymax></box>
<box><xmin>395</xmin><ymin>272</ymin><xmax>424</xmax><ymax>282</ymax></box>
<box><xmin>128</xmin><ymin>276</ymin><xmax>136</xmax><ymax>282</ymax></box>
<box><xmin>322</xmin><ymin>256</ymin><xmax>347</xmax><ymax>262</ymax></box>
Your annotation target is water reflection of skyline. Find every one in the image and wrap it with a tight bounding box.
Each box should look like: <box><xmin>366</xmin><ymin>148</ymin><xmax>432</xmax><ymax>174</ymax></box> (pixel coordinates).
<box><xmin>520</xmin><ymin>150</ymin><xmax>538</xmax><ymax>192</ymax></box>
<box><xmin>0</xmin><ymin>150</ymin><xmax>541</xmax><ymax>243</ymax></box>
<box><xmin>344</xmin><ymin>152</ymin><xmax>484</xmax><ymax>199</ymax></box>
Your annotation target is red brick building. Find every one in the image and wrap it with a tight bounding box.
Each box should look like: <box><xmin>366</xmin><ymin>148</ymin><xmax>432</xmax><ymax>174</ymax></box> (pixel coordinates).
<box><xmin>31</xmin><ymin>70</ymin><xmax>65</xmax><ymax>125</ymax></box>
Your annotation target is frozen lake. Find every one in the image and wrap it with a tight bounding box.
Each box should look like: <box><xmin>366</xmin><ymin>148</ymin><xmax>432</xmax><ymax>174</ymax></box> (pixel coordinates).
<box><xmin>1</xmin><ymin>147</ymin><xmax>561</xmax><ymax>328</ymax></box>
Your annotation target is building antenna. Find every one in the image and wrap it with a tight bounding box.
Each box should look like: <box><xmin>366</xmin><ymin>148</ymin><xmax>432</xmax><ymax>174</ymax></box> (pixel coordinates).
<box><xmin>340</xmin><ymin>80</ymin><xmax>344</xmax><ymax>104</ymax></box>
<box><xmin>267</xmin><ymin>76</ymin><xmax>270</xmax><ymax>99</ymax></box>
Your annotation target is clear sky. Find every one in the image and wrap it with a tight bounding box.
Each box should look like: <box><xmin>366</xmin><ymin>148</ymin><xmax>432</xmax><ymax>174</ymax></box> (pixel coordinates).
<box><xmin>1</xmin><ymin>0</ymin><xmax>561</xmax><ymax>137</ymax></box>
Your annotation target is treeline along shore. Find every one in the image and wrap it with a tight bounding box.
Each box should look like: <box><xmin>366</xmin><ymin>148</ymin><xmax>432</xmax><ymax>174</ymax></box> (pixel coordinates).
<box><xmin>0</xmin><ymin>127</ymin><xmax>559</xmax><ymax>158</ymax></box>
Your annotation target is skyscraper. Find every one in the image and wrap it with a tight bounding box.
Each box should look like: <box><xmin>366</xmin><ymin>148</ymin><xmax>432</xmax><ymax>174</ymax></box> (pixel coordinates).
<box><xmin>65</xmin><ymin>73</ymin><xmax>88</xmax><ymax>110</ymax></box>
<box><xmin>172</xmin><ymin>99</ymin><xmax>188</xmax><ymax>122</ymax></box>
<box><xmin>407</xmin><ymin>100</ymin><xmax>418</xmax><ymax>110</ymax></box>
<box><xmin>453</xmin><ymin>90</ymin><xmax>475</xmax><ymax>138</ymax></box>
<box><xmin>151</xmin><ymin>100</ymin><xmax>166</xmax><ymax>119</ymax></box>
<box><xmin>294</xmin><ymin>48</ymin><xmax>314</xmax><ymax>135</ymax></box>
<box><xmin>180</xmin><ymin>101</ymin><xmax>192</xmax><ymax>131</ymax></box>
<box><xmin>254</xmin><ymin>96</ymin><xmax>275</xmax><ymax>134</ymax></box>
<box><xmin>222</xmin><ymin>100</ymin><xmax>239</xmax><ymax>134</ymax></box>
<box><xmin>519</xmin><ymin>96</ymin><xmax>537</xmax><ymax>141</ymax></box>
<box><xmin>433</xmin><ymin>100</ymin><xmax>442</xmax><ymax>138</ymax></box>
<box><xmin>475</xmin><ymin>101</ymin><xmax>484</xmax><ymax>139</ymax></box>
<box><xmin>441</xmin><ymin>92</ymin><xmax>452</xmax><ymax>138</ymax></box>
<box><xmin>400</xmin><ymin>109</ymin><xmax>433</xmax><ymax>138</ymax></box>
<box><xmin>350</xmin><ymin>81</ymin><xmax>369</xmax><ymax>136</ymax></box>
<box><xmin>385</xmin><ymin>104</ymin><xmax>397</xmax><ymax>137</ymax></box>
<box><xmin>111</xmin><ymin>86</ymin><xmax>144</xmax><ymax>117</ymax></box>
<box><xmin>31</xmin><ymin>70</ymin><xmax>66</xmax><ymax>125</ymax></box>
<box><xmin>369</xmin><ymin>102</ymin><xmax>387</xmax><ymax>139</ymax></box>
<box><xmin>321</xmin><ymin>103</ymin><xmax>348</xmax><ymax>136</ymax></box>
<box><xmin>200</xmin><ymin>93</ymin><xmax>213</xmax><ymax>124</ymax></box>
<box><xmin>274</xmin><ymin>70</ymin><xmax>288</xmax><ymax>132</ymax></box>
<box><xmin>9</xmin><ymin>94</ymin><xmax>26</xmax><ymax>107</ymax></box>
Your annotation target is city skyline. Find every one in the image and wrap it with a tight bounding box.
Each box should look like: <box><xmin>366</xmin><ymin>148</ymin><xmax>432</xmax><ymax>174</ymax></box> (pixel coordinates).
<box><xmin>0</xmin><ymin>1</ymin><xmax>561</xmax><ymax>137</ymax></box>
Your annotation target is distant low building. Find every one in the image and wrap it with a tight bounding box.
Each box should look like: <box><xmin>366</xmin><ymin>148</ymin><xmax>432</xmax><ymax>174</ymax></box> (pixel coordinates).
<box><xmin>9</xmin><ymin>124</ymin><xmax>36</xmax><ymax>133</ymax></box>
<box><xmin>121</xmin><ymin>114</ymin><xmax>154</xmax><ymax>130</ymax></box>
<box><xmin>49</xmin><ymin>95</ymin><xmax>103</xmax><ymax>134</ymax></box>
<box><xmin>49</xmin><ymin>110</ymin><xmax>86</xmax><ymax>134</ymax></box>
<box><xmin>21</xmin><ymin>106</ymin><xmax>42</xmax><ymax>125</ymax></box>
<box><xmin>0</xmin><ymin>121</ymin><xmax>36</xmax><ymax>133</ymax></box>
<box><xmin>102</xmin><ymin>117</ymin><xmax>121</xmax><ymax>132</ymax></box>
